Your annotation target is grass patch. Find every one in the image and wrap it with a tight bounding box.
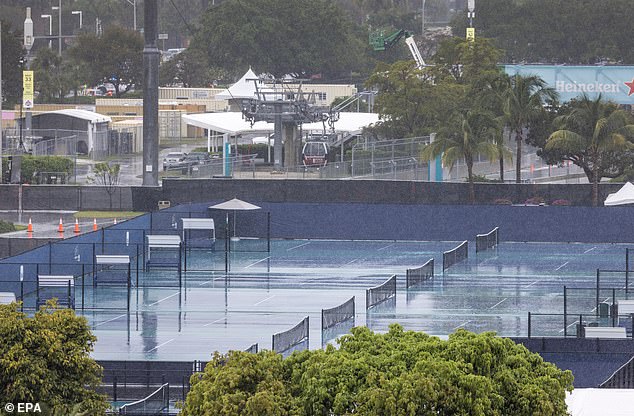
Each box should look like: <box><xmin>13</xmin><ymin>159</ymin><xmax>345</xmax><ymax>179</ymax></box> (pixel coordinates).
<box><xmin>0</xmin><ymin>220</ymin><xmax>26</xmax><ymax>234</ymax></box>
<box><xmin>74</xmin><ymin>211</ymin><xmax>145</xmax><ymax>219</ymax></box>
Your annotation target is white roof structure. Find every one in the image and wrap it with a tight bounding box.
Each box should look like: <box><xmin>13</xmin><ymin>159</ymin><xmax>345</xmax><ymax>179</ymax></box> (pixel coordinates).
<box><xmin>215</xmin><ymin>68</ymin><xmax>268</xmax><ymax>100</ymax></box>
<box><xmin>566</xmin><ymin>388</ymin><xmax>634</xmax><ymax>416</ymax></box>
<box><xmin>182</xmin><ymin>111</ymin><xmax>379</xmax><ymax>137</ymax></box>
<box><xmin>48</xmin><ymin>109</ymin><xmax>111</xmax><ymax>124</ymax></box>
<box><xmin>604</xmin><ymin>182</ymin><xmax>634</xmax><ymax>206</ymax></box>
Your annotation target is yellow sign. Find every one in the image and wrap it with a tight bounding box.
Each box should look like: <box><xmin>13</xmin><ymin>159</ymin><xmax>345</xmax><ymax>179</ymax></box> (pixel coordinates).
<box><xmin>466</xmin><ymin>27</ymin><xmax>476</xmax><ymax>42</ymax></box>
<box><xmin>23</xmin><ymin>70</ymin><xmax>34</xmax><ymax>109</ymax></box>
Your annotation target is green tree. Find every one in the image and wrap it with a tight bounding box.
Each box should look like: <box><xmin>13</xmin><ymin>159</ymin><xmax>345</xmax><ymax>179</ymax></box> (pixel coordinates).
<box><xmin>501</xmin><ymin>74</ymin><xmax>558</xmax><ymax>183</ymax></box>
<box><xmin>68</xmin><ymin>26</ymin><xmax>142</xmax><ymax>97</ymax></box>
<box><xmin>546</xmin><ymin>95</ymin><xmax>634</xmax><ymax>206</ymax></box>
<box><xmin>365</xmin><ymin>60</ymin><xmax>463</xmax><ymax>139</ymax></box>
<box><xmin>159</xmin><ymin>48</ymin><xmax>226</xmax><ymax>87</ymax></box>
<box><xmin>181</xmin><ymin>325</ymin><xmax>573</xmax><ymax>416</ymax></box>
<box><xmin>191</xmin><ymin>0</ymin><xmax>371</xmax><ymax>80</ymax></box>
<box><xmin>89</xmin><ymin>162</ymin><xmax>120</xmax><ymax>209</ymax></box>
<box><xmin>31</xmin><ymin>48</ymin><xmax>75</xmax><ymax>103</ymax></box>
<box><xmin>0</xmin><ymin>302</ymin><xmax>108</xmax><ymax>415</ymax></box>
<box><xmin>422</xmin><ymin>109</ymin><xmax>500</xmax><ymax>203</ymax></box>
<box><xmin>19</xmin><ymin>156</ymin><xmax>74</xmax><ymax>185</ymax></box>
<box><xmin>0</xmin><ymin>20</ymin><xmax>25</xmax><ymax>108</ymax></box>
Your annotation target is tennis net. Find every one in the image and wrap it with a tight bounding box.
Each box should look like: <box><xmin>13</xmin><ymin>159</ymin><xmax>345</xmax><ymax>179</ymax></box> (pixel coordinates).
<box><xmin>443</xmin><ymin>241</ymin><xmax>468</xmax><ymax>270</ymax></box>
<box><xmin>272</xmin><ymin>316</ymin><xmax>309</xmax><ymax>354</ymax></box>
<box><xmin>322</xmin><ymin>296</ymin><xmax>355</xmax><ymax>331</ymax></box>
<box><xmin>406</xmin><ymin>258</ymin><xmax>434</xmax><ymax>288</ymax></box>
<box><xmin>366</xmin><ymin>275</ymin><xmax>397</xmax><ymax>310</ymax></box>
<box><xmin>476</xmin><ymin>227</ymin><xmax>499</xmax><ymax>253</ymax></box>
<box><xmin>119</xmin><ymin>382</ymin><xmax>169</xmax><ymax>415</ymax></box>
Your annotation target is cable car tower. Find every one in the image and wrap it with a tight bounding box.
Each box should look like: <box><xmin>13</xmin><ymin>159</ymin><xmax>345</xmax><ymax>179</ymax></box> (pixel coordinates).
<box><xmin>241</xmin><ymin>77</ymin><xmax>339</xmax><ymax>170</ymax></box>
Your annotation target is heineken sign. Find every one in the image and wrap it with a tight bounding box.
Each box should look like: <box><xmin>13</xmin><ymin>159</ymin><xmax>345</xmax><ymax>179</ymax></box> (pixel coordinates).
<box><xmin>504</xmin><ymin>65</ymin><xmax>634</xmax><ymax>104</ymax></box>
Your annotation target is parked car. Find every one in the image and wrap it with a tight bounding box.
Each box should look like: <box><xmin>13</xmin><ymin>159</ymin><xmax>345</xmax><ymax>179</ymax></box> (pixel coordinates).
<box><xmin>163</xmin><ymin>152</ymin><xmax>186</xmax><ymax>170</ymax></box>
<box><xmin>178</xmin><ymin>152</ymin><xmax>212</xmax><ymax>173</ymax></box>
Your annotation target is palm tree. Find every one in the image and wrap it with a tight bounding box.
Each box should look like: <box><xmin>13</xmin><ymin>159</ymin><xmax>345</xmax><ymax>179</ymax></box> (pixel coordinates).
<box><xmin>546</xmin><ymin>95</ymin><xmax>634</xmax><ymax>206</ymax></box>
<box><xmin>422</xmin><ymin>109</ymin><xmax>500</xmax><ymax>203</ymax></box>
<box><xmin>502</xmin><ymin>74</ymin><xmax>558</xmax><ymax>183</ymax></box>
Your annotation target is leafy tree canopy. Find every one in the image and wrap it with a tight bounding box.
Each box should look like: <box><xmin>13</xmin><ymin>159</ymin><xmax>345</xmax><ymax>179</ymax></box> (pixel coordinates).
<box><xmin>190</xmin><ymin>0</ymin><xmax>372</xmax><ymax>81</ymax></box>
<box><xmin>452</xmin><ymin>0</ymin><xmax>634</xmax><ymax>64</ymax></box>
<box><xmin>68</xmin><ymin>26</ymin><xmax>142</xmax><ymax>97</ymax></box>
<box><xmin>181</xmin><ymin>325</ymin><xmax>573</xmax><ymax>416</ymax></box>
<box><xmin>0</xmin><ymin>20</ymin><xmax>25</xmax><ymax>108</ymax></box>
<box><xmin>0</xmin><ymin>302</ymin><xmax>108</xmax><ymax>414</ymax></box>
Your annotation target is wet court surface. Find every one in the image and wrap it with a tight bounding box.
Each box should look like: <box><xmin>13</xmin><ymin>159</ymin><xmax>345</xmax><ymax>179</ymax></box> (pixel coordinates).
<box><xmin>23</xmin><ymin>239</ymin><xmax>634</xmax><ymax>361</ymax></box>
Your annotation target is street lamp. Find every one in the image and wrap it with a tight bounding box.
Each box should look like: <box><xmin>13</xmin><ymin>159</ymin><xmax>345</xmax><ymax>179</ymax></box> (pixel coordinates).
<box><xmin>52</xmin><ymin>0</ymin><xmax>61</xmax><ymax>56</ymax></box>
<box><xmin>72</xmin><ymin>10</ymin><xmax>83</xmax><ymax>30</ymax></box>
<box><xmin>421</xmin><ymin>0</ymin><xmax>426</xmax><ymax>36</ymax></box>
<box><xmin>123</xmin><ymin>0</ymin><xmax>137</xmax><ymax>31</ymax></box>
<box><xmin>41</xmin><ymin>14</ymin><xmax>52</xmax><ymax>49</ymax></box>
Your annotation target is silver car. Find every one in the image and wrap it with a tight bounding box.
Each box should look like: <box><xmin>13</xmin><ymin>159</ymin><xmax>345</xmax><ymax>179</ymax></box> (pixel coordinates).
<box><xmin>163</xmin><ymin>152</ymin><xmax>186</xmax><ymax>170</ymax></box>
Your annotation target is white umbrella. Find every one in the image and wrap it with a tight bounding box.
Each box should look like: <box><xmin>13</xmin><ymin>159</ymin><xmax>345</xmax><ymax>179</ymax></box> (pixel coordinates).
<box><xmin>209</xmin><ymin>198</ymin><xmax>261</xmax><ymax>240</ymax></box>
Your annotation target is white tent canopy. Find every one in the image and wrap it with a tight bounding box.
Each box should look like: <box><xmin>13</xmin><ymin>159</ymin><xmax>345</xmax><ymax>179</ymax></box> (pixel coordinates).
<box><xmin>182</xmin><ymin>111</ymin><xmax>380</xmax><ymax>137</ymax></box>
<box><xmin>215</xmin><ymin>68</ymin><xmax>270</xmax><ymax>100</ymax></box>
<box><xmin>566</xmin><ymin>388</ymin><xmax>634</xmax><ymax>415</ymax></box>
<box><xmin>604</xmin><ymin>182</ymin><xmax>634</xmax><ymax>206</ymax></box>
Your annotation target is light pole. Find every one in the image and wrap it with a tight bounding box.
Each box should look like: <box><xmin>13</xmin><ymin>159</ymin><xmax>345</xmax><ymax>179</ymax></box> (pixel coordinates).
<box><xmin>124</xmin><ymin>0</ymin><xmax>137</xmax><ymax>31</ymax></box>
<box><xmin>52</xmin><ymin>0</ymin><xmax>61</xmax><ymax>56</ymax></box>
<box><xmin>41</xmin><ymin>14</ymin><xmax>52</xmax><ymax>49</ymax></box>
<box><xmin>421</xmin><ymin>0</ymin><xmax>426</xmax><ymax>36</ymax></box>
<box><xmin>72</xmin><ymin>10</ymin><xmax>83</xmax><ymax>30</ymax></box>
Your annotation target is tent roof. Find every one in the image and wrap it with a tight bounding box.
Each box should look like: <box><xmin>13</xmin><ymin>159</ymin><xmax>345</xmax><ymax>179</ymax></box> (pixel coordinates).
<box><xmin>215</xmin><ymin>68</ymin><xmax>268</xmax><ymax>100</ymax></box>
<box><xmin>604</xmin><ymin>182</ymin><xmax>634</xmax><ymax>206</ymax></box>
<box><xmin>566</xmin><ymin>388</ymin><xmax>634</xmax><ymax>415</ymax></box>
<box><xmin>209</xmin><ymin>198</ymin><xmax>261</xmax><ymax>211</ymax></box>
<box><xmin>182</xmin><ymin>111</ymin><xmax>380</xmax><ymax>136</ymax></box>
<box><xmin>46</xmin><ymin>109</ymin><xmax>111</xmax><ymax>124</ymax></box>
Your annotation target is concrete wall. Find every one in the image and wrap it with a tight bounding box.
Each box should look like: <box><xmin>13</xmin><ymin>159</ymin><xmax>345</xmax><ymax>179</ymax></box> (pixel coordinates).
<box><xmin>0</xmin><ymin>185</ymin><xmax>134</xmax><ymax>211</ymax></box>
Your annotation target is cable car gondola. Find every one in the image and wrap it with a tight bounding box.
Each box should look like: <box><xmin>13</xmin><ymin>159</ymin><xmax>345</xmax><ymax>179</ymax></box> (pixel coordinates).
<box><xmin>302</xmin><ymin>142</ymin><xmax>329</xmax><ymax>167</ymax></box>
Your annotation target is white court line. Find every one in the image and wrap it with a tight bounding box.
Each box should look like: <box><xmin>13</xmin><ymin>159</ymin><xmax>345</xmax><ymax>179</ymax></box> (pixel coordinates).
<box><xmin>94</xmin><ymin>313</ymin><xmax>127</xmax><ymax>327</ymax></box>
<box><xmin>147</xmin><ymin>338</ymin><xmax>174</xmax><ymax>352</ymax></box>
<box><xmin>197</xmin><ymin>277</ymin><xmax>225</xmax><ymax>286</ymax></box>
<box><xmin>287</xmin><ymin>242</ymin><xmax>310</xmax><ymax>251</ymax></box>
<box><xmin>346</xmin><ymin>259</ymin><xmax>359</xmax><ymax>265</ymax></box>
<box><xmin>584</xmin><ymin>247</ymin><xmax>597</xmax><ymax>254</ymax></box>
<box><xmin>489</xmin><ymin>298</ymin><xmax>507</xmax><ymax>309</ymax></box>
<box><xmin>453</xmin><ymin>321</ymin><xmax>470</xmax><ymax>330</ymax></box>
<box><xmin>555</xmin><ymin>261</ymin><xmax>569</xmax><ymax>271</ymax></box>
<box><xmin>377</xmin><ymin>243</ymin><xmax>395</xmax><ymax>251</ymax></box>
<box><xmin>559</xmin><ymin>321</ymin><xmax>581</xmax><ymax>333</ymax></box>
<box><xmin>203</xmin><ymin>317</ymin><xmax>226</xmax><ymax>327</ymax></box>
<box><xmin>149</xmin><ymin>292</ymin><xmax>179</xmax><ymax>306</ymax></box>
<box><xmin>254</xmin><ymin>295</ymin><xmax>275</xmax><ymax>306</ymax></box>
<box><xmin>523</xmin><ymin>280</ymin><xmax>539</xmax><ymax>288</ymax></box>
<box><xmin>244</xmin><ymin>257</ymin><xmax>271</xmax><ymax>269</ymax></box>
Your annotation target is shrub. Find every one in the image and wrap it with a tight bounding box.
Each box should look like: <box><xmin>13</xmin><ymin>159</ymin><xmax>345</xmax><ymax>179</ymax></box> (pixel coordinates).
<box><xmin>494</xmin><ymin>198</ymin><xmax>512</xmax><ymax>205</ymax></box>
<box><xmin>0</xmin><ymin>220</ymin><xmax>16</xmax><ymax>233</ymax></box>
<box><xmin>552</xmin><ymin>199</ymin><xmax>571</xmax><ymax>206</ymax></box>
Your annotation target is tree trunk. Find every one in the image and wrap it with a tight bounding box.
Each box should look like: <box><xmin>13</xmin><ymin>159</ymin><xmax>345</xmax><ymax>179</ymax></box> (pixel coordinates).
<box><xmin>592</xmin><ymin>166</ymin><xmax>599</xmax><ymax>207</ymax></box>
<box><xmin>515</xmin><ymin>129</ymin><xmax>522</xmax><ymax>184</ymax></box>
<box><xmin>467</xmin><ymin>163</ymin><xmax>475</xmax><ymax>204</ymax></box>
<box><xmin>499</xmin><ymin>156</ymin><xmax>504</xmax><ymax>182</ymax></box>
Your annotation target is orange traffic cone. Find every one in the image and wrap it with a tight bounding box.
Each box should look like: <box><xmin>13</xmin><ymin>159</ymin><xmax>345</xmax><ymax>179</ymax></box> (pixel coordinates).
<box><xmin>58</xmin><ymin>218</ymin><xmax>64</xmax><ymax>233</ymax></box>
<box><xmin>74</xmin><ymin>219</ymin><xmax>80</xmax><ymax>234</ymax></box>
<box><xmin>114</xmin><ymin>218</ymin><xmax>117</xmax><ymax>225</ymax></box>
<box><xmin>27</xmin><ymin>218</ymin><xmax>33</xmax><ymax>233</ymax></box>
<box><xmin>93</xmin><ymin>218</ymin><xmax>98</xmax><ymax>231</ymax></box>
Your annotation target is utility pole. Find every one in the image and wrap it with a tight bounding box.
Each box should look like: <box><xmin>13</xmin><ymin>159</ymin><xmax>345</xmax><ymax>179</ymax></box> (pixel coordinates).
<box><xmin>142</xmin><ymin>0</ymin><xmax>160</xmax><ymax>186</ymax></box>
<box><xmin>0</xmin><ymin>21</ymin><xmax>3</xmax><ymax>184</ymax></box>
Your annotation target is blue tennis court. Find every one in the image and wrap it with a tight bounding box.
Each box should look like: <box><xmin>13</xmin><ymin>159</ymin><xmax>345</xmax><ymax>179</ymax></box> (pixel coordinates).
<box><xmin>15</xmin><ymin>237</ymin><xmax>628</xmax><ymax>361</ymax></box>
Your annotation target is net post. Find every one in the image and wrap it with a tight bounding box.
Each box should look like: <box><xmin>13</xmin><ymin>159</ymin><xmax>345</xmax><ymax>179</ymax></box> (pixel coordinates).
<box><xmin>113</xmin><ymin>375</ymin><xmax>117</xmax><ymax>402</ymax></box>
<box><xmin>612</xmin><ymin>287</ymin><xmax>616</xmax><ymax>327</ymax></box>
<box><xmin>136</xmin><ymin>244</ymin><xmax>140</xmax><ymax>287</ymax></box>
<box><xmin>81</xmin><ymin>264</ymin><xmax>85</xmax><ymax>311</ymax></box>
<box><xmin>527</xmin><ymin>312</ymin><xmax>531</xmax><ymax>338</ymax></box>
<box><xmin>595</xmin><ymin>269</ymin><xmax>600</xmax><ymax>316</ymax></box>
<box><xmin>20</xmin><ymin>280</ymin><xmax>24</xmax><ymax>312</ymax></box>
<box><xmin>267</xmin><ymin>212</ymin><xmax>271</xmax><ymax>253</ymax></box>
<box><xmin>306</xmin><ymin>316</ymin><xmax>309</xmax><ymax>350</ymax></box>
<box><xmin>563</xmin><ymin>286</ymin><xmax>567</xmax><ymax>337</ymax></box>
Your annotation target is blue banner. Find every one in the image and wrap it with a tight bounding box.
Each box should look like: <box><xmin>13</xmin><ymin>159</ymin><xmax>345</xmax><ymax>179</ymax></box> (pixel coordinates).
<box><xmin>504</xmin><ymin>65</ymin><xmax>634</xmax><ymax>105</ymax></box>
